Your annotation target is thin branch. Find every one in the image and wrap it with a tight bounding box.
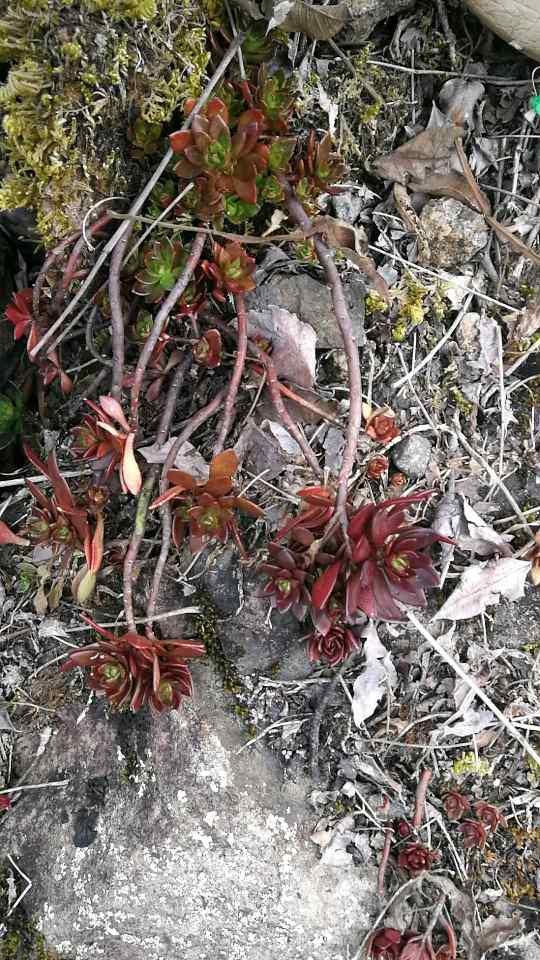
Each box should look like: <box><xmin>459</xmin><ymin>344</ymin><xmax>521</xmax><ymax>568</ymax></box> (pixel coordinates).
<box><xmin>377</xmin><ymin>827</ymin><xmax>394</xmax><ymax>897</ymax></box>
<box><xmin>413</xmin><ymin>767</ymin><xmax>432</xmax><ymax>829</ymax></box>
<box><xmin>407</xmin><ymin>611</ymin><xmax>540</xmax><ymax>767</ymax></box>
<box><xmin>28</xmin><ymin>34</ymin><xmax>245</xmax><ymax>362</ymax></box>
<box><xmin>281</xmin><ymin>180</ymin><xmax>362</xmax><ymax>513</ymax></box>
<box><xmin>109</xmin><ymin>218</ymin><xmax>135</xmax><ymax>399</ymax></box>
<box><xmin>249</xmin><ymin>341</ymin><xmax>322</xmax><ymax>476</ymax></box>
<box><xmin>213</xmin><ymin>292</ymin><xmax>249</xmax><ymax>455</ymax></box>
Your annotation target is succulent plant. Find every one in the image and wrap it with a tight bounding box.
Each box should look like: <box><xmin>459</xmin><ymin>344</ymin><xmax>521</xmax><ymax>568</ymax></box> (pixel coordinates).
<box><xmin>472</xmin><ymin>801</ymin><xmax>505</xmax><ymax>831</ymax></box>
<box><xmin>256</xmin><ymin>67</ymin><xmax>296</xmax><ymax>133</ymax></box>
<box><xmin>4</xmin><ymin>287</ymin><xmax>33</xmax><ymax>341</ymax></box>
<box><xmin>242</xmin><ymin>24</ymin><xmax>275</xmax><ymax>64</ymax></box>
<box><xmin>459</xmin><ymin>819</ymin><xmax>487</xmax><ymax>849</ymax></box>
<box><xmin>367</xmin><ymin>455</ymin><xmax>389</xmax><ymax>479</ymax></box>
<box><xmin>201</xmin><ymin>241</ymin><xmax>256</xmax><ymax>301</ymax></box>
<box><xmin>443</xmin><ymin>789</ymin><xmax>470</xmax><ymax>821</ymax></box>
<box><xmin>133</xmin><ymin>238</ymin><xmax>189</xmax><ymax>303</ymax></box>
<box><xmin>4</xmin><ymin>287</ymin><xmax>72</xmax><ymax>394</ymax></box>
<box><xmin>366</xmin><ymin>411</ymin><xmax>400</xmax><ymax>442</ymax></box>
<box><xmin>307</xmin><ymin>616</ymin><xmax>359</xmax><ymax>666</ymax></box>
<box><xmin>150</xmin><ymin>450</ymin><xmax>263</xmax><ymax>554</ymax></box>
<box><xmin>397</xmin><ymin>842</ymin><xmax>438</xmax><ymax>874</ymax></box>
<box><xmin>193</xmin><ymin>329</ymin><xmax>222</xmax><ymax>368</ymax></box>
<box><xmin>170</xmin><ymin>98</ymin><xmax>268</xmax><ymax>204</ymax></box>
<box><xmin>223</xmin><ymin>193</ymin><xmax>260</xmax><ymax>224</ymax></box>
<box><xmin>259</xmin><ymin>543</ymin><xmax>311</xmax><ymax>619</ymax></box>
<box><xmin>61</xmin><ymin>616</ymin><xmax>206</xmax><ymax>713</ymax></box>
<box><xmin>294</xmin><ymin>131</ymin><xmax>347</xmax><ymax>209</ymax></box>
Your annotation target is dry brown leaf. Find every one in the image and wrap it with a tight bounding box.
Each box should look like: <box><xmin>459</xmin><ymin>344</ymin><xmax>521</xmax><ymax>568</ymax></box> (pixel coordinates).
<box><xmin>410</xmin><ymin>172</ymin><xmax>490</xmax><ymax>214</ymax></box>
<box><xmin>268</xmin><ymin>0</ymin><xmax>349</xmax><ymax>39</ymax></box>
<box><xmin>433</xmin><ymin>558</ymin><xmax>531</xmax><ymax>621</ymax></box>
<box><xmin>312</xmin><ymin>215</ymin><xmax>390</xmax><ymax>302</ymax></box>
<box><xmin>373</xmin><ymin>125</ymin><xmax>464</xmax><ymax>185</ymax></box>
<box><xmin>504</xmin><ymin>301</ymin><xmax>540</xmax><ymax>343</ymax></box>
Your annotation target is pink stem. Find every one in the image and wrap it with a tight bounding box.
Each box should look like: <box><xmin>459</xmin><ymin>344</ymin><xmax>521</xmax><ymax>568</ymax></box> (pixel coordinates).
<box><xmin>213</xmin><ymin>292</ymin><xmax>248</xmax><ymax>455</ymax></box>
<box><xmin>281</xmin><ymin>181</ymin><xmax>362</xmax><ymax>515</ymax></box>
<box><xmin>129</xmin><ymin>230</ymin><xmax>206</xmax><ymax>428</ymax></box>
<box><xmin>377</xmin><ymin>827</ymin><xmax>394</xmax><ymax>897</ymax></box>
<box><xmin>109</xmin><ymin>218</ymin><xmax>135</xmax><ymax>400</ymax></box>
<box><xmin>413</xmin><ymin>768</ymin><xmax>432</xmax><ymax>830</ymax></box>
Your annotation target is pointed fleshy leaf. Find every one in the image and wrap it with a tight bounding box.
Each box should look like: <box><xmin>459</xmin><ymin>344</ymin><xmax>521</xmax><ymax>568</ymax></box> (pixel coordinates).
<box><xmin>0</xmin><ymin>519</ymin><xmax>29</xmax><ymax>547</ymax></box>
<box><xmin>121</xmin><ymin>433</ymin><xmax>142</xmax><ymax>495</ymax></box>
<box><xmin>98</xmin><ymin>395</ymin><xmax>130</xmax><ymax>432</ymax></box>
<box><xmin>312</xmin><ymin>561</ymin><xmax>341</xmax><ymax>609</ymax></box>
<box><xmin>72</xmin><ymin>566</ymin><xmax>97</xmax><ymax>605</ymax></box>
<box><xmin>209</xmin><ymin>449</ymin><xmax>238</xmax><ymax>481</ymax></box>
<box><xmin>169</xmin><ymin>130</ymin><xmax>193</xmax><ymax>154</ymax></box>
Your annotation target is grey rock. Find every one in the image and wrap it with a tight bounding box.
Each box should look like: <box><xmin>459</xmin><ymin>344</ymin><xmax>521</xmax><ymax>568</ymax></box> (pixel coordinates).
<box><xmin>391</xmin><ymin>435</ymin><xmax>432</xmax><ymax>479</ymax></box>
<box><xmin>343</xmin><ymin>0</ymin><xmax>413</xmax><ymax>43</ymax></box>
<box><xmin>245</xmin><ymin>273</ymin><xmax>365</xmax><ymax>350</ymax></box>
<box><xmin>419</xmin><ymin>198</ymin><xmax>488</xmax><ymax>268</ymax></box>
<box><xmin>2</xmin><ymin>675</ymin><xmax>376</xmax><ymax>960</ymax></box>
<box><xmin>332</xmin><ymin>190</ymin><xmax>364</xmax><ymax>224</ymax></box>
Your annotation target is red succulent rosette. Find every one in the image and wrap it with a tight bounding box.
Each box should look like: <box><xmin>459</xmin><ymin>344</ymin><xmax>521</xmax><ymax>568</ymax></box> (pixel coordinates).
<box><xmin>71</xmin><ymin>395</ymin><xmax>141</xmax><ymax>496</ymax></box>
<box><xmin>259</xmin><ymin>542</ymin><xmax>311</xmax><ymax>619</ymax></box>
<box><xmin>307</xmin><ymin>614</ymin><xmax>360</xmax><ymax>666</ymax></box>
<box><xmin>367</xmin><ymin>455</ymin><xmax>389</xmax><ymax>480</ymax></box>
<box><xmin>443</xmin><ymin>789</ymin><xmax>470</xmax><ymax>821</ymax></box>
<box><xmin>459</xmin><ymin>819</ymin><xmax>487</xmax><ymax>849</ymax></box>
<box><xmin>61</xmin><ymin>616</ymin><xmax>206</xmax><ymax>713</ymax></box>
<box><xmin>193</xmin><ymin>329</ymin><xmax>222</xmax><ymax>367</ymax></box>
<box><xmin>366</xmin><ymin>411</ymin><xmax>400</xmax><ymax>443</ymax></box>
<box><xmin>5</xmin><ymin>288</ymin><xmax>33</xmax><ymax>340</ymax></box>
<box><xmin>368</xmin><ymin>927</ymin><xmax>405</xmax><ymax>960</ymax></box>
<box><xmin>397</xmin><ymin>842</ymin><xmax>438</xmax><ymax>875</ymax></box>
<box><xmin>201</xmin><ymin>241</ymin><xmax>256</xmax><ymax>301</ymax></box>
<box><xmin>472</xmin><ymin>801</ymin><xmax>505</xmax><ymax>831</ymax></box>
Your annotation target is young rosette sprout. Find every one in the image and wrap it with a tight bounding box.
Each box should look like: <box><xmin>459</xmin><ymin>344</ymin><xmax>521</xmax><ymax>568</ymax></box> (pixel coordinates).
<box><xmin>61</xmin><ymin>617</ymin><xmax>206</xmax><ymax>712</ymax></box>
<box><xmin>259</xmin><ymin>543</ymin><xmax>311</xmax><ymax>619</ymax></box>
<box><xmin>343</xmin><ymin>492</ymin><xmax>452</xmax><ymax>621</ymax></box>
<box><xmin>201</xmin><ymin>242</ymin><xmax>256</xmax><ymax>302</ymax></box>
<box><xmin>4</xmin><ymin>287</ymin><xmax>72</xmax><ymax>394</ymax></box>
<box><xmin>169</xmin><ymin>98</ymin><xmax>268</xmax><ymax>204</ymax></box>
<box><xmin>256</xmin><ymin>67</ymin><xmax>296</xmax><ymax>133</ymax></box>
<box><xmin>133</xmin><ymin>238</ymin><xmax>188</xmax><ymax>303</ymax></box>
<box><xmin>71</xmin><ymin>396</ymin><xmax>142</xmax><ymax>496</ymax></box>
<box><xmin>4</xmin><ymin>288</ymin><xmax>33</xmax><ymax>342</ymax></box>
<box><xmin>193</xmin><ymin>329</ymin><xmax>222</xmax><ymax>368</ymax></box>
<box><xmin>307</xmin><ymin>614</ymin><xmax>360</xmax><ymax>666</ymax></box>
<box><xmin>150</xmin><ymin>449</ymin><xmax>263</xmax><ymax>555</ymax></box>
<box><xmin>295</xmin><ymin>131</ymin><xmax>347</xmax><ymax>210</ymax></box>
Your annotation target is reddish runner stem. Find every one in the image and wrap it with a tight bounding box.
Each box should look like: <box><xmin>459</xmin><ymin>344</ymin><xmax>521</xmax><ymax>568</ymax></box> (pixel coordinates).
<box><xmin>250</xmin><ymin>342</ymin><xmax>322</xmax><ymax>477</ymax></box>
<box><xmin>377</xmin><ymin>827</ymin><xmax>394</xmax><ymax>897</ymax></box>
<box><xmin>213</xmin><ymin>292</ymin><xmax>248</xmax><ymax>455</ymax></box>
<box><xmin>122</xmin><ymin>356</ymin><xmax>191</xmax><ymax>630</ymax></box>
<box><xmin>413</xmin><ymin>767</ymin><xmax>432</xmax><ymax>830</ymax></box>
<box><xmin>281</xmin><ymin>181</ymin><xmax>362</xmax><ymax>514</ymax></box>
<box><xmin>129</xmin><ymin>230</ymin><xmax>206</xmax><ymax>428</ymax></box>
<box><xmin>32</xmin><ymin>230</ymin><xmax>81</xmax><ymax>322</ymax></box>
<box><xmin>61</xmin><ymin>213</ymin><xmax>113</xmax><ymax>292</ymax></box>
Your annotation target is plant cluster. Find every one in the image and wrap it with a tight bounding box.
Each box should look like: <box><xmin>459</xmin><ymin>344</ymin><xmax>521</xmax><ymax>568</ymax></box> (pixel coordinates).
<box><xmin>260</xmin><ymin>488</ymin><xmax>450</xmax><ymax>664</ymax></box>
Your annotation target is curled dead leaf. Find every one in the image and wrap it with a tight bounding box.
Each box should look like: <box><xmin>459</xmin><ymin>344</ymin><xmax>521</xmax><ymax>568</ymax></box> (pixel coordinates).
<box><xmin>269</xmin><ymin>0</ymin><xmax>349</xmax><ymax>39</ymax></box>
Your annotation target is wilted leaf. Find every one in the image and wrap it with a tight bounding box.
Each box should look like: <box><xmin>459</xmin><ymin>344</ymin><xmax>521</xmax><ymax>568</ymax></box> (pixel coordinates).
<box><xmin>504</xmin><ymin>301</ymin><xmax>540</xmax><ymax>344</ymax></box>
<box><xmin>443</xmin><ymin>706</ymin><xmax>496</xmax><ymax>738</ymax></box>
<box><xmin>475</xmin><ymin>915</ymin><xmax>522</xmax><ymax>953</ymax></box>
<box><xmin>433</xmin><ymin>494</ymin><xmax>512</xmax><ymax>558</ymax></box>
<box><xmin>38</xmin><ymin>618</ymin><xmax>69</xmax><ymax>640</ymax></box>
<box><xmin>269</xmin><ymin>0</ymin><xmax>349</xmax><ymax>39</ymax></box>
<box><xmin>312</xmin><ymin>215</ymin><xmax>390</xmax><ymax>301</ymax></box>
<box><xmin>352</xmin><ymin>622</ymin><xmax>397</xmax><ymax>726</ymax></box>
<box><xmin>138</xmin><ymin>439</ymin><xmax>209</xmax><ymax>478</ymax></box>
<box><xmin>433</xmin><ymin>558</ymin><xmax>531</xmax><ymax>621</ymax></box>
<box><xmin>410</xmin><ymin>171</ymin><xmax>490</xmax><ymax>215</ymax></box>
<box><xmin>247</xmin><ymin>305</ymin><xmax>316</xmax><ymax>388</ymax></box>
<box><xmin>439</xmin><ymin>78</ymin><xmax>485</xmax><ymax>126</ymax></box>
<box><xmin>231</xmin><ymin>0</ymin><xmax>263</xmax><ymax>16</ymax></box>
<box><xmin>0</xmin><ymin>709</ymin><xmax>15</xmax><ymax>732</ymax></box>
<box><xmin>267</xmin><ymin>420</ymin><xmax>302</xmax><ymax>457</ymax></box>
<box><xmin>374</xmin><ymin>125</ymin><xmax>463</xmax><ymax>185</ymax></box>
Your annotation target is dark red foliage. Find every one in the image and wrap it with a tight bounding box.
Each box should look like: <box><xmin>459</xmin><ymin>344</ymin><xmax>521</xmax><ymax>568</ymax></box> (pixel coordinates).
<box><xmin>344</xmin><ymin>492</ymin><xmax>452</xmax><ymax>621</ymax></box>
<box><xmin>201</xmin><ymin>241</ymin><xmax>256</xmax><ymax>301</ymax></box>
<box><xmin>443</xmin><ymin>789</ymin><xmax>470</xmax><ymax>821</ymax></box>
<box><xmin>459</xmin><ymin>819</ymin><xmax>487</xmax><ymax>848</ymax></box>
<box><xmin>295</xmin><ymin>130</ymin><xmax>346</xmax><ymax>196</ymax></box>
<box><xmin>259</xmin><ymin>543</ymin><xmax>311</xmax><ymax>619</ymax></box>
<box><xmin>4</xmin><ymin>287</ymin><xmax>72</xmax><ymax>394</ymax></box>
<box><xmin>71</xmin><ymin>395</ymin><xmax>142</xmax><ymax>495</ymax></box>
<box><xmin>307</xmin><ymin>616</ymin><xmax>360</xmax><ymax>666</ymax></box>
<box><xmin>367</xmin><ymin>455</ymin><xmax>389</xmax><ymax>479</ymax></box>
<box><xmin>397</xmin><ymin>842</ymin><xmax>438</xmax><ymax>874</ymax></box>
<box><xmin>366</xmin><ymin>412</ymin><xmax>400</xmax><ymax>443</ymax></box>
<box><xmin>393</xmin><ymin>818</ymin><xmax>414</xmax><ymax>838</ymax></box>
<box><xmin>275</xmin><ymin>485</ymin><xmax>335</xmax><ymax>543</ymax></box>
<box><xmin>0</xmin><ymin>795</ymin><xmax>12</xmax><ymax>810</ymax></box>
<box><xmin>472</xmin><ymin>801</ymin><xmax>505</xmax><ymax>831</ymax></box>
<box><xmin>193</xmin><ymin>329</ymin><xmax>222</xmax><ymax>367</ymax></box>
<box><xmin>62</xmin><ymin>617</ymin><xmax>205</xmax><ymax>712</ymax></box>
<box><xmin>369</xmin><ymin>928</ymin><xmax>405</xmax><ymax>960</ymax></box>
<box><xmin>150</xmin><ymin>450</ymin><xmax>263</xmax><ymax>554</ymax></box>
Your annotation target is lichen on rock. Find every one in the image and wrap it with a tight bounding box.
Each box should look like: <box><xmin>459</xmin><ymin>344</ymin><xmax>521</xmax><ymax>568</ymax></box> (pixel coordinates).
<box><xmin>0</xmin><ymin>0</ymin><xmax>212</xmax><ymax>245</ymax></box>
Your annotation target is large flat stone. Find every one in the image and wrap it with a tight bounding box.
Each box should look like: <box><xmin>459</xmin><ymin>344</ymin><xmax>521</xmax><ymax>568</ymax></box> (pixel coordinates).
<box><xmin>2</xmin><ymin>670</ymin><xmax>376</xmax><ymax>959</ymax></box>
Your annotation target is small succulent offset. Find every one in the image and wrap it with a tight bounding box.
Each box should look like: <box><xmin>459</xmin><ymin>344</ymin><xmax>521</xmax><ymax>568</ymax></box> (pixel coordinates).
<box><xmin>71</xmin><ymin>395</ymin><xmax>142</xmax><ymax>496</ymax></box>
<box><xmin>397</xmin><ymin>842</ymin><xmax>439</xmax><ymax>875</ymax></box>
<box><xmin>170</xmin><ymin>98</ymin><xmax>268</xmax><ymax>204</ymax></box>
<box><xmin>294</xmin><ymin>131</ymin><xmax>347</xmax><ymax>211</ymax></box>
<box><xmin>201</xmin><ymin>241</ymin><xmax>256</xmax><ymax>301</ymax></box>
<box><xmin>255</xmin><ymin>67</ymin><xmax>296</xmax><ymax>133</ymax></box>
<box><xmin>443</xmin><ymin>789</ymin><xmax>470</xmax><ymax>821</ymax></box>
<box><xmin>133</xmin><ymin>238</ymin><xmax>189</xmax><ymax>303</ymax></box>
<box><xmin>193</xmin><ymin>329</ymin><xmax>222</xmax><ymax>368</ymax></box>
<box><xmin>61</xmin><ymin>617</ymin><xmax>206</xmax><ymax>712</ymax></box>
<box><xmin>4</xmin><ymin>287</ymin><xmax>72</xmax><ymax>394</ymax></box>
<box><xmin>150</xmin><ymin>449</ymin><xmax>263</xmax><ymax>555</ymax></box>
<box><xmin>459</xmin><ymin>819</ymin><xmax>487</xmax><ymax>849</ymax></box>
